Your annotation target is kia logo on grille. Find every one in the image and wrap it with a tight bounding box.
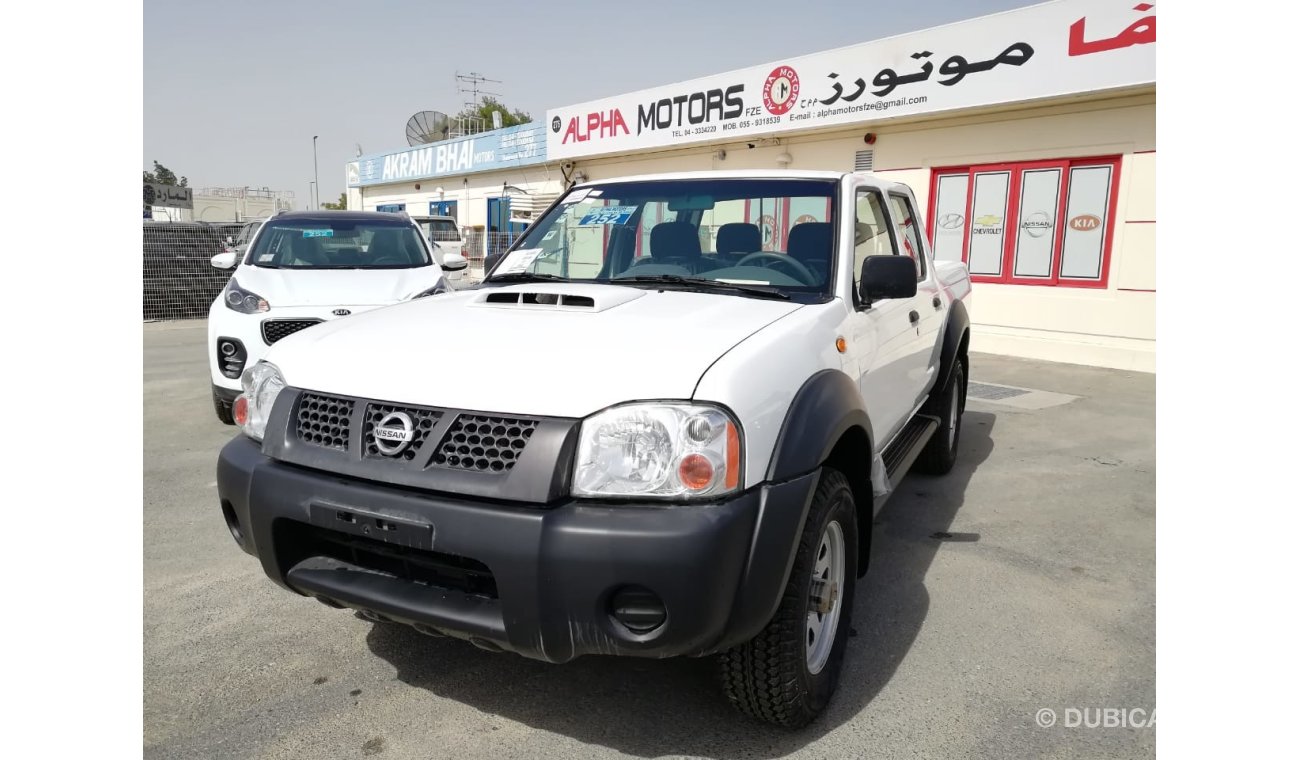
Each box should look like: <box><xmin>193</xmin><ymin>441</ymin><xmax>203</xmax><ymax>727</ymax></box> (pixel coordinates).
<box><xmin>332</xmin><ymin>308</ymin><xmax>351</xmax><ymax>316</ymax></box>
<box><xmin>373</xmin><ymin>412</ymin><xmax>415</xmax><ymax>456</ymax></box>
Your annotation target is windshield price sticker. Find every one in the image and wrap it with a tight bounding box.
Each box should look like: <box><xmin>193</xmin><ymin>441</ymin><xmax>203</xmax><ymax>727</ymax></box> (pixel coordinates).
<box><xmin>496</xmin><ymin>248</ymin><xmax>544</xmax><ymax>275</ymax></box>
<box><xmin>579</xmin><ymin>205</ymin><xmax>636</xmax><ymax>226</ymax></box>
<box><xmin>302</xmin><ymin>229</ymin><xmax>334</xmax><ymax>238</ymax></box>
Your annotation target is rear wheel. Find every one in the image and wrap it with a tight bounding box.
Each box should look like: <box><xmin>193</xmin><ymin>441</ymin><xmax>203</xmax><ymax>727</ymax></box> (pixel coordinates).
<box><xmin>212</xmin><ymin>387</ymin><xmax>235</xmax><ymax>425</ymax></box>
<box><xmin>916</xmin><ymin>358</ymin><xmax>965</xmax><ymax>474</ymax></box>
<box><xmin>718</xmin><ymin>468</ymin><xmax>858</xmax><ymax>728</ymax></box>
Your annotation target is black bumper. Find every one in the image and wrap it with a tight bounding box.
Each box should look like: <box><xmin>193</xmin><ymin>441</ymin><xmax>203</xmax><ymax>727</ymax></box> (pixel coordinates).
<box><xmin>217</xmin><ymin>436</ymin><xmax>818</xmax><ymax>663</ymax></box>
<box><xmin>212</xmin><ymin>384</ymin><xmax>240</xmax><ymax>403</ymax></box>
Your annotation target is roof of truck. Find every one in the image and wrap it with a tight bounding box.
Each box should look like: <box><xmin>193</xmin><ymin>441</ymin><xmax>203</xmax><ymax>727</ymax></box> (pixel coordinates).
<box><xmin>570</xmin><ymin>169</ymin><xmax>893</xmax><ymax>187</ymax></box>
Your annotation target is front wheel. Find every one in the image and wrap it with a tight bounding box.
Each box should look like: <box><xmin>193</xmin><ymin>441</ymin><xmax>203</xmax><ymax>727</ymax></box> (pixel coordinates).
<box><xmin>718</xmin><ymin>468</ymin><xmax>858</xmax><ymax>728</ymax></box>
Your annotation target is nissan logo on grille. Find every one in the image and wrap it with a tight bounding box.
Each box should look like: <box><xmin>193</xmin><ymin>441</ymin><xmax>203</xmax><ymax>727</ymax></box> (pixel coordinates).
<box><xmin>373</xmin><ymin>411</ymin><xmax>416</xmax><ymax>456</ymax></box>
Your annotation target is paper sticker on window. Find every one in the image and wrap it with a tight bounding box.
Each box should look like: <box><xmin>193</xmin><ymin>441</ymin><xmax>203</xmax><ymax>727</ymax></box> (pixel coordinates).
<box><xmin>495</xmin><ymin>248</ymin><xmax>544</xmax><ymax>275</ymax></box>
<box><xmin>542</xmin><ymin>230</ymin><xmax>558</xmax><ymax>241</ymax></box>
<box><xmin>579</xmin><ymin>205</ymin><xmax>636</xmax><ymax>225</ymax></box>
<box><xmin>564</xmin><ymin>188</ymin><xmax>591</xmax><ymax>203</ymax></box>
<box><xmin>302</xmin><ymin>229</ymin><xmax>333</xmax><ymax>238</ymax></box>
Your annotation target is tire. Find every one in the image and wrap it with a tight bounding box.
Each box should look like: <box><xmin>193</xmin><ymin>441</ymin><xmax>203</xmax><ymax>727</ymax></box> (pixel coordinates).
<box><xmin>916</xmin><ymin>358</ymin><xmax>966</xmax><ymax>475</ymax></box>
<box><xmin>719</xmin><ymin>468</ymin><xmax>858</xmax><ymax>728</ymax></box>
<box><xmin>212</xmin><ymin>387</ymin><xmax>235</xmax><ymax>425</ymax></box>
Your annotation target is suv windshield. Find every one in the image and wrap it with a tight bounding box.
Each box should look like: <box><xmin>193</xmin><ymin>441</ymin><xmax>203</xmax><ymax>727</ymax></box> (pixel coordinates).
<box><xmin>490</xmin><ymin>178</ymin><xmax>838</xmax><ymax>300</ymax></box>
<box><xmin>246</xmin><ymin>218</ymin><xmax>431</xmax><ymax>269</ymax></box>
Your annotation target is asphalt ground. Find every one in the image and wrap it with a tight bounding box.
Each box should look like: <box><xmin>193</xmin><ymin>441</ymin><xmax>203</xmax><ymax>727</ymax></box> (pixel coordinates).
<box><xmin>144</xmin><ymin>320</ymin><xmax>1155</xmax><ymax>759</ymax></box>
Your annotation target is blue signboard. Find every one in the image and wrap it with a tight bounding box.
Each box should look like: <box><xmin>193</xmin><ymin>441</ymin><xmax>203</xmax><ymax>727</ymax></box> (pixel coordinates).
<box><xmin>350</xmin><ymin>123</ymin><xmax>548</xmax><ymax>188</ymax></box>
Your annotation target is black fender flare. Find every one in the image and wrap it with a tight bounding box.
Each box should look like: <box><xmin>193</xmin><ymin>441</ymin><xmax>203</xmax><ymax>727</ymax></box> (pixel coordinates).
<box><xmin>714</xmin><ymin>370</ymin><xmax>876</xmax><ymax>651</ymax></box>
<box><xmin>766</xmin><ymin>369</ymin><xmax>875</xmax><ymax>483</ymax></box>
<box><xmin>934</xmin><ymin>298</ymin><xmax>971</xmax><ymax>399</ymax></box>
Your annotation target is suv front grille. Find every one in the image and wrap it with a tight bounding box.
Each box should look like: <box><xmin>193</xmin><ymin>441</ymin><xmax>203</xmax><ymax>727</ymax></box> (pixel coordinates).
<box><xmin>296</xmin><ymin>393</ymin><xmax>355</xmax><ymax>451</ymax></box>
<box><xmin>262</xmin><ymin>319</ymin><xmax>322</xmax><ymax>345</ymax></box>
<box><xmin>433</xmin><ymin>414</ymin><xmax>538</xmax><ymax>473</ymax></box>
<box><xmin>362</xmin><ymin>403</ymin><xmax>443</xmax><ymax>460</ymax></box>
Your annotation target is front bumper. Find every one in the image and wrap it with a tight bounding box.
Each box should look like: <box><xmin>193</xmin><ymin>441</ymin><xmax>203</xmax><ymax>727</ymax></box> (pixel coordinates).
<box><xmin>217</xmin><ymin>436</ymin><xmax>818</xmax><ymax>663</ymax></box>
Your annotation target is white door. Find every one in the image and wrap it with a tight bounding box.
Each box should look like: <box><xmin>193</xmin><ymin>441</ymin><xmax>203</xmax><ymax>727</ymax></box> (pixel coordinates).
<box><xmin>886</xmin><ymin>191</ymin><xmax>943</xmax><ymax>405</ymax></box>
<box><xmin>846</xmin><ymin>187</ymin><xmax>925</xmax><ymax>446</ymax></box>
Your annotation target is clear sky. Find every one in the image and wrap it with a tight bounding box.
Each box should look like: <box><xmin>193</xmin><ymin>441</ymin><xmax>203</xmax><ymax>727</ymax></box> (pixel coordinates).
<box><xmin>144</xmin><ymin>0</ymin><xmax>1040</xmax><ymax>207</ymax></box>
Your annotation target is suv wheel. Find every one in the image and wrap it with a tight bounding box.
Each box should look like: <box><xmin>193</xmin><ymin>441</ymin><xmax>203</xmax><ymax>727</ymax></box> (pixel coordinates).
<box><xmin>719</xmin><ymin>468</ymin><xmax>858</xmax><ymax>728</ymax></box>
<box><xmin>212</xmin><ymin>388</ymin><xmax>235</xmax><ymax>425</ymax></box>
<box><xmin>916</xmin><ymin>358</ymin><xmax>966</xmax><ymax>475</ymax></box>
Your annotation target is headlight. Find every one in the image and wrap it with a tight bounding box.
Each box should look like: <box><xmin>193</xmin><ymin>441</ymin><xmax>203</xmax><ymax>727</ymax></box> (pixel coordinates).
<box><xmin>573</xmin><ymin>403</ymin><xmax>742</xmax><ymax>499</ymax></box>
<box><xmin>234</xmin><ymin>361</ymin><xmax>285</xmax><ymax>442</ymax></box>
<box><xmin>224</xmin><ymin>278</ymin><xmax>270</xmax><ymax>314</ymax></box>
<box><xmin>409</xmin><ymin>276</ymin><xmax>451</xmax><ymax>299</ymax></box>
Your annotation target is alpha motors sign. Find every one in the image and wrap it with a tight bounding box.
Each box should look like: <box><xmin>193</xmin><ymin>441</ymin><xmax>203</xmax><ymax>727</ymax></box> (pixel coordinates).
<box><xmin>546</xmin><ymin>0</ymin><xmax>1154</xmax><ymax>161</ymax></box>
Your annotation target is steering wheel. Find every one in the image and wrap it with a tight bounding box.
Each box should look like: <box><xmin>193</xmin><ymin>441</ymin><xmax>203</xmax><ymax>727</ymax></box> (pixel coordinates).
<box><xmin>734</xmin><ymin>251</ymin><xmax>816</xmax><ymax>285</ymax></box>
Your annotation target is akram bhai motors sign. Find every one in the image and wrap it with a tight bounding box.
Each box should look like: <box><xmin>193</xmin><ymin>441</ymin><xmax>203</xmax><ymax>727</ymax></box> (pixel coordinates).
<box><xmin>546</xmin><ymin>0</ymin><xmax>1155</xmax><ymax>161</ymax></box>
<box><xmin>349</xmin><ymin>123</ymin><xmax>548</xmax><ymax>188</ymax></box>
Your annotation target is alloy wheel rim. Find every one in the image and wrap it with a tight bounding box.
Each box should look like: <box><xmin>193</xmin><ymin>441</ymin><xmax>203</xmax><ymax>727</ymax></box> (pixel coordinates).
<box><xmin>806</xmin><ymin>520</ymin><xmax>846</xmax><ymax>674</ymax></box>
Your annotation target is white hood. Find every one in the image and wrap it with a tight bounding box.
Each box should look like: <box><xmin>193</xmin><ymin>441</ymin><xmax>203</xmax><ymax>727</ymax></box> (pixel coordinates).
<box><xmin>233</xmin><ymin>265</ymin><xmax>444</xmax><ymax>308</ymax></box>
<box><xmin>265</xmin><ymin>283</ymin><xmax>804</xmax><ymax>418</ymax></box>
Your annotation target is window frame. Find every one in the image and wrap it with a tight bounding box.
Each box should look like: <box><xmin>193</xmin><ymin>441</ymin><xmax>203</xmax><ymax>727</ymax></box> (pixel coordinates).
<box><xmin>887</xmin><ymin>191</ymin><xmax>927</xmax><ymax>281</ymax></box>
<box><xmin>927</xmin><ymin>155</ymin><xmax>1122</xmax><ymax>289</ymax></box>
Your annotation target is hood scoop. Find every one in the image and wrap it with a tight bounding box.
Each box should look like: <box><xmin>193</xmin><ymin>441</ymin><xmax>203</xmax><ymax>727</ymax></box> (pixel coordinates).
<box><xmin>471</xmin><ymin>284</ymin><xmax>645</xmax><ymax>313</ymax></box>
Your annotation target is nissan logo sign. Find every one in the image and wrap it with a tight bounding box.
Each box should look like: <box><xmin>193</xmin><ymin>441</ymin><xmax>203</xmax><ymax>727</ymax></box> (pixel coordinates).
<box><xmin>373</xmin><ymin>411</ymin><xmax>416</xmax><ymax>456</ymax></box>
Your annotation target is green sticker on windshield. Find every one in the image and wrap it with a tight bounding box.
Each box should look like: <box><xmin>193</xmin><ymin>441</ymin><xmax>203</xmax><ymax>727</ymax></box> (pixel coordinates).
<box><xmin>302</xmin><ymin>229</ymin><xmax>333</xmax><ymax>238</ymax></box>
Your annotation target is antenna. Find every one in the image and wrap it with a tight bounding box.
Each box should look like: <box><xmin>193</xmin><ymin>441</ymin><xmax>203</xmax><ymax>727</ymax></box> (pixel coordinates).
<box><xmin>405</xmin><ymin>111</ymin><xmax>452</xmax><ymax>146</ymax></box>
<box><xmin>455</xmin><ymin>71</ymin><xmax>501</xmax><ymax>111</ymax></box>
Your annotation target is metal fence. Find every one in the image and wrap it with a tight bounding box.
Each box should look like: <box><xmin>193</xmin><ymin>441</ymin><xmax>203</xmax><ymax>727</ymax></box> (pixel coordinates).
<box><xmin>143</xmin><ymin>224</ymin><xmax>521</xmax><ymax>321</ymax></box>
<box><xmin>143</xmin><ymin>221</ymin><xmax>234</xmax><ymax>321</ymax></box>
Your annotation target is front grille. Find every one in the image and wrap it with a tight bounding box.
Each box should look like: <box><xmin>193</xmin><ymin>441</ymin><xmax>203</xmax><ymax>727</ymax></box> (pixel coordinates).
<box><xmin>433</xmin><ymin>414</ymin><xmax>538</xmax><ymax>473</ymax></box>
<box><xmin>296</xmin><ymin>393</ymin><xmax>355</xmax><ymax>451</ymax></box>
<box><xmin>262</xmin><ymin>319</ymin><xmax>322</xmax><ymax>345</ymax></box>
<box><xmin>362</xmin><ymin>403</ymin><xmax>443</xmax><ymax>461</ymax></box>
<box><xmin>278</xmin><ymin>521</ymin><xmax>498</xmax><ymax>598</ymax></box>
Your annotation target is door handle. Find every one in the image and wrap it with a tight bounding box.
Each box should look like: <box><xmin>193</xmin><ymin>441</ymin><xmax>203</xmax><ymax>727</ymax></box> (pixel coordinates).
<box><xmin>909</xmin><ymin>310</ymin><xmax>920</xmax><ymax>325</ymax></box>
<box><xmin>932</xmin><ymin>296</ymin><xmax>943</xmax><ymax>310</ymax></box>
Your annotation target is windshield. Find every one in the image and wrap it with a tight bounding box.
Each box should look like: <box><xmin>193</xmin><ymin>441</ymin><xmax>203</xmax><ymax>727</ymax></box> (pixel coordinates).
<box><xmin>490</xmin><ymin>178</ymin><xmax>838</xmax><ymax>299</ymax></box>
<box><xmin>419</xmin><ymin>219</ymin><xmax>460</xmax><ymax>242</ymax></box>
<box><xmin>245</xmin><ymin>218</ymin><xmax>431</xmax><ymax>269</ymax></box>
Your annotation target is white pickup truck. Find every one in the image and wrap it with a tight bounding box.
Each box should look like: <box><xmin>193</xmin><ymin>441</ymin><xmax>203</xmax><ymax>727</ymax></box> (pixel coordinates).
<box><xmin>216</xmin><ymin>170</ymin><xmax>972</xmax><ymax>727</ymax></box>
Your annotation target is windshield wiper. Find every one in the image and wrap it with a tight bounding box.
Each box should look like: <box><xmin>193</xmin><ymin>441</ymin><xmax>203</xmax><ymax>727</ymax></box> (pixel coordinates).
<box><xmin>486</xmin><ymin>272</ymin><xmax>569</xmax><ymax>283</ymax></box>
<box><xmin>614</xmin><ymin>274</ymin><xmax>790</xmax><ymax>300</ymax></box>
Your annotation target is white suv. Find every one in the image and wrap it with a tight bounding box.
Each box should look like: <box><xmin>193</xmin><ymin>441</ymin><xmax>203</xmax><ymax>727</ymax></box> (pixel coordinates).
<box><xmin>206</xmin><ymin>210</ymin><xmax>467</xmax><ymax>423</ymax></box>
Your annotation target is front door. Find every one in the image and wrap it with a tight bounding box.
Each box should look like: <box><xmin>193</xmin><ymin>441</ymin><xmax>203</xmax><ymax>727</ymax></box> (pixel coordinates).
<box><xmin>845</xmin><ymin>186</ymin><xmax>933</xmax><ymax>447</ymax></box>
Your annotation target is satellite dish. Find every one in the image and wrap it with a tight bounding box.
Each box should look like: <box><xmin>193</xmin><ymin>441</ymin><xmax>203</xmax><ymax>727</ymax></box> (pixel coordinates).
<box><xmin>406</xmin><ymin>111</ymin><xmax>452</xmax><ymax>146</ymax></box>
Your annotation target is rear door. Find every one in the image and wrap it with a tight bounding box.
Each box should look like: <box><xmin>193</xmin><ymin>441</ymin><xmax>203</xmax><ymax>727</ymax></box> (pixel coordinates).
<box><xmin>885</xmin><ymin>190</ymin><xmax>943</xmax><ymax>404</ymax></box>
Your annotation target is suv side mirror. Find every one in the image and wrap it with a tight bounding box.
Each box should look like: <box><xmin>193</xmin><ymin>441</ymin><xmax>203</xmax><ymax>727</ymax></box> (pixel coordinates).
<box><xmin>859</xmin><ymin>255</ymin><xmax>917</xmax><ymax>305</ymax></box>
<box><xmin>441</xmin><ymin>252</ymin><xmax>468</xmax><ymax>271</ymax></box>
<box><xmin>210</xmin><ymin>251</ymin><xmax>238</xmax><ymax>270</ymax></box>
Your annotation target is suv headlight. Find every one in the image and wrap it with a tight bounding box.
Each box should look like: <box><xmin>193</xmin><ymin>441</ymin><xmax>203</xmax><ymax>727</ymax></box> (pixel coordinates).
<box><xmin>573</xmin><ymin>403</ymin><xmax>741</xmax><ymax>499</ymax></box>
<box><xmin>224</xmin><ymin>278</ymin><xmax>270</xmax><ymax>314</ymax></box>
<box><xmin>234</xmin><ymin>361</ymin><xmax>285</xmax><ymax>442</ymax></box>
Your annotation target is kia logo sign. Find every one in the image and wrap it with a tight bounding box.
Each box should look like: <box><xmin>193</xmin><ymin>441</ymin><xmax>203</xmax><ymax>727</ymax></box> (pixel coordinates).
<box><xmin>1069</xmin><ymin>214</ymin><xmax>1102</xmax><ymax>231</ymax></box>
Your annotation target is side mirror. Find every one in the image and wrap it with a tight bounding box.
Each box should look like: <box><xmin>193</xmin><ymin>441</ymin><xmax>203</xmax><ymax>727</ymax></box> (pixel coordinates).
<box><xmin>210</xmin><ymin>251</ymin><xmax>238</xmax><ymax>270</ymax></box>
<box><xmin>441</xmin><ymin>252</ymin><xmax>468</xmax><ymax>272</ymax></box>
<box><xmin>859</xmin><ymin>255</ymin><xmax>917</xmax><ymax>305</ymax></box>
<box><xmin>225</xmin><ymin>235</ymin><xmax>234</xmax><ymax>244</ymax></box>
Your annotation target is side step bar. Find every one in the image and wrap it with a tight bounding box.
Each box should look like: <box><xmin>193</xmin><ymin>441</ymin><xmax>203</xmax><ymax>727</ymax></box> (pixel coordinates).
<box><xmin>881</xmin><ymin>414</ymin><xmax>940</xmax><ymax>491</ymax></box>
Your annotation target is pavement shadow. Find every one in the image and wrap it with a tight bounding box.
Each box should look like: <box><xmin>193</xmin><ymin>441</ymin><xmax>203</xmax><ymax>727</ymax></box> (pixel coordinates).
<box><xmin>365</xmin><ymin>411</ymin><xmax>997</xmax><ymax>758</ymax></box>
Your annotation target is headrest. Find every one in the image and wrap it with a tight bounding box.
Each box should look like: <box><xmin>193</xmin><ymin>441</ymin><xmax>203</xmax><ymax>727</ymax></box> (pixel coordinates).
<box><xmin>716</xmin><ymin>223</ymin><xmax>762</xmax><ymax>256</ymax></box>
<box><xmin>787</xmin><ymin>222</ymin><xmax>834</xmax><ymax>264</ymax></box>
<box><xmin>649</xmin><ymin>221</ymin><xmax>701</xmax><ymax>260</ymax></box>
